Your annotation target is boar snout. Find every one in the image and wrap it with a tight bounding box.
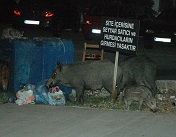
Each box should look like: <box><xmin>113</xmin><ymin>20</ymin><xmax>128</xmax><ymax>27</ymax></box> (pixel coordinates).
<box><xmin>150</xmin><ymin>102</ymin><xmax>157</xmax><ymax>113</ymax></box>
<box><xmin>46</xmin><ymin>78</ymin><xmax>55</xmax><ymax>87</ymax></box>
<box><xmin>150</xmin><ymin>108</ymin><xmax>157</xmax><ymax>113</ymax></box>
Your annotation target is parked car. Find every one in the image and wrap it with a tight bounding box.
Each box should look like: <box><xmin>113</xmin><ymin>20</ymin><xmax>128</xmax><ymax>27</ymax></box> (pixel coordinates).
<box><xmin>143</xmin><ymin>7</ymin><xmax>176</xmax><ymax>49</ymax></box>
<box><xmin>12</xmin><ymin>0</ymin><xmax>80</xmax><ymax>37</ymax></box>
<box><xmin>82</xmin><ymin>3</ymin><xmax>154</xmax><ymax>40</ymax></box>
<box><xmin>82</xmin><ymin>3</ymin><xmax>118</xmax><ymax>40</ymax></box>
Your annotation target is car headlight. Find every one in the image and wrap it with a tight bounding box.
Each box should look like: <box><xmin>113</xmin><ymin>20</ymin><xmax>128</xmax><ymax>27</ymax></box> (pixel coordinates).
<box><xmin>145</xmin><ymin>29</ymin><xmax>154</xmax><ymax>34</ymax></box>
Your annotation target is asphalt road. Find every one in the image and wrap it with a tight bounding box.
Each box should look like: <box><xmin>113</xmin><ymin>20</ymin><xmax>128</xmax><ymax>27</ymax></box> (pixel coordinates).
<box><xmin>1</xmin><ymin>103</ymin><xmax>176</xmax><ymax>137</ymax></box>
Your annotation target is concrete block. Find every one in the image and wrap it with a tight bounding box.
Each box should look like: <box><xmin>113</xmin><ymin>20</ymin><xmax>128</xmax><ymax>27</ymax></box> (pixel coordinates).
<box><xmin>156</xmin><ymin>80</ymin><xmax>176</xmax><ymax>93</ymax></box>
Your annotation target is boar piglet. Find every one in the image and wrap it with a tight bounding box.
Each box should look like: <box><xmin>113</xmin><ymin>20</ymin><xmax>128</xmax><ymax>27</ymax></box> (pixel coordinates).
<box><xmin>46</xmin><ymin>60</ymin><xmax>122</xmax><ymax>103</ymax></box>
<box><xmin>123</xmin><ymin>85</ymin><xmax>157</xmax><ymax>112</ymax></box>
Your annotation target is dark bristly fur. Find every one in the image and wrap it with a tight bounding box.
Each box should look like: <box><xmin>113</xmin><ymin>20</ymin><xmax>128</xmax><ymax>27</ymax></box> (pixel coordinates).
<box><xmin>123</xmin><ymin>85</ymin><xmax>157</xmax><ymax>112</ymax></box>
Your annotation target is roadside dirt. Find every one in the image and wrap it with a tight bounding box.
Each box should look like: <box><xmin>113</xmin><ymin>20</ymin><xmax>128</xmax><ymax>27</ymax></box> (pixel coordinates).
<box><xmin>1</xmin><ymin>89</ymin><xmax>176</xmax><ymax>114</ymax></box>
<box><xmin>67</xmin><ymin>89</ymin><xmax>176</xmax><ymax>114</ymax></box>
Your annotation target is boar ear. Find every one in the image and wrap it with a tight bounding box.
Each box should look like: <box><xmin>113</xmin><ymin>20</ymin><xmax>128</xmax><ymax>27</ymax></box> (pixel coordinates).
<box><xmin>57</xmin><ymin>62</ymin><xmax>62</xmax><ymax>72</ymax></box>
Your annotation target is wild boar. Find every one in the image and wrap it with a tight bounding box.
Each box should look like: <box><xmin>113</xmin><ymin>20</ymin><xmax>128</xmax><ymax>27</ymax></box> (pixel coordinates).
<box><xmin>46</xmin><ymin>60</ymin><xmax>122</xmax><ymax>103</ymax></box>
<box><xmin>119</xmin><ymin>54</ymin><xmax>157</xmax><ymax>95</ymax></box>
<box><xmin>123</xmin><ymin>85</ymin><xmax>157</xmax><ymax>112</ymax></box>
<box><xmin>0</xmin><ymin>60</ymin><xmax>10</xmax><ymax>92</ymax></box>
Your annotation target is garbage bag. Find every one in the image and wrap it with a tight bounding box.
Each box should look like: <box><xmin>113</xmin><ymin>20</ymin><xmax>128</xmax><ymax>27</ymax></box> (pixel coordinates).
<box><xmin>34</xmin><ymin>85</ymin><xmax>49</xmax><ymax>104</ymax></box>
<box><xmin>15</xmin><ymin>88</ymin><xmax>35</xmax><ymax>105</ymax></box>
<box><xmin>48</xmin><ymin>86</ymin><xmax>65</xmax><ymax>106</ymax></box>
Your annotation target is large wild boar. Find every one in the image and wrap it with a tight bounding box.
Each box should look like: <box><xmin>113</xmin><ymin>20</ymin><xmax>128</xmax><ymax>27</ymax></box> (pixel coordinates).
<box><xmin>119</xmin><ymin>55</ymin><xmax>157</xmax><ymax>95</ymax></box>
<box><xmin>46</xmin><ymin>60</ymin><xmax>122</xmax><ymax>103</ymax></box>
<box><xmin>0</xmin><ymin>60</ymin><xmax>11</xmax><ymax>92</ymax></box>
<box><xmin>123</xmin><ymin>85</ymin><xmax>157</xmax><ymax>112</ymax></box>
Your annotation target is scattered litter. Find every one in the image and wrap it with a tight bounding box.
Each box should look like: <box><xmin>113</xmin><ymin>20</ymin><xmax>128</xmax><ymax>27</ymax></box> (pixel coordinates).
<box><xmin>14</xmin><ymin>84</ymin><xmax>67</xmax><ymax>106</ymax></box>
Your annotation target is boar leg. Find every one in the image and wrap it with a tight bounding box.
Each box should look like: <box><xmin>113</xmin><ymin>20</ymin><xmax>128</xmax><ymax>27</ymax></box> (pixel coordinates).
<box><xmin>142</xmin><ymin>78</ymin><xmax>157</xmax><ymax>96</ymax></box>
<box><xmin>76</xmin><ymin>87</ymin><xmax>85</xmax><ymax>103</ymax></box>
<box><xmin>125</xmin><ymin>100</ymin><xmax>132</xmax><ymax>110</ymax></box>
<box><xmin>124</xmin><ymin>99</ymin><xmax>128</xmax><ymax>109</ymax></box>
<box><xmin>138</xmin><ymin>100</ymin><xmax>143</xmax><ymax>111</ymax></box>
<box><xmin>2</xmin><ymin>80</ymin><xmax>8</xmax><ymax>92</ymax></box>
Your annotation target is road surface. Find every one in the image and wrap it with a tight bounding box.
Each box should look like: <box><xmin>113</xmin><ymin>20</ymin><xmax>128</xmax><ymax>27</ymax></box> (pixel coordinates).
<box><xmin>1</xmin><ymin>103</ymin><xmax>176</xmax><ymax>137</ymax></box>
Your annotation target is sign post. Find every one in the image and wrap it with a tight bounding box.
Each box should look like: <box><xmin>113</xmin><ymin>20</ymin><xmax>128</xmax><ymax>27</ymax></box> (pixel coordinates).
<box><xmin>100</xmin><ymin>17</ymin><xmax>140</xmax><ymax>102</ymax></box>
<box><xmin>112</xmin><ymin>51</ymin><xmax>119</xmax><ymax>102</ymax></box>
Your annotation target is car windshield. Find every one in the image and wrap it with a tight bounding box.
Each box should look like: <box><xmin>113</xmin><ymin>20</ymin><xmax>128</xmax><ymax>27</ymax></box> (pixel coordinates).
<box><xmin>156</xmin><ymin>8</ymin><xmax>176</xmax><ymax>22</ymax></box>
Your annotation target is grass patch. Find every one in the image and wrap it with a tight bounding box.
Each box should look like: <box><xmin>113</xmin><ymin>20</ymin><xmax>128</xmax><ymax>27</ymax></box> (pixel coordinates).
<box><xmin>0</xmin><ymin>90</ymin><xmax>150</xmax><ymax>112</ymax></box>
<box><xmin>0</xmin><ymin>91</ymin><xmax>15</xmax><ymax>103</ymax></box>
<box><xmin>65</xmin><ymin>94</ymin><xmax>148</xmax><ymax>111</ymax></box>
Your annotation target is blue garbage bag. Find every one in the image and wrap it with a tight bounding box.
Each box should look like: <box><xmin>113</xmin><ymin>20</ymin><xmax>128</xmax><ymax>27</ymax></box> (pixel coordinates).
<box><xmin>34</xmin><ymin>85</ymin><xmax>49</xmax><ymax>104</ymax></box>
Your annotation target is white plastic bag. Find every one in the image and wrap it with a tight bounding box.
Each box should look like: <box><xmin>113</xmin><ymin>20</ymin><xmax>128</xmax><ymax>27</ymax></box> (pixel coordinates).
<box><xmin>15</xmin><ymin>89</ymin><xmax>35</xmax><ymax>105</ymax></box>
<box><xmin>48</xmin><ymin>86</ymin><xmax>65</xmax><ymax>106</ymax></box>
